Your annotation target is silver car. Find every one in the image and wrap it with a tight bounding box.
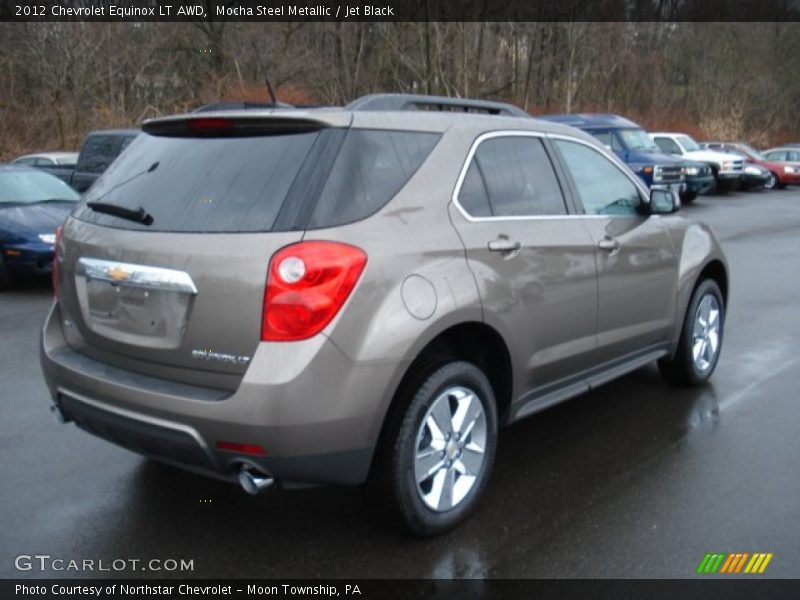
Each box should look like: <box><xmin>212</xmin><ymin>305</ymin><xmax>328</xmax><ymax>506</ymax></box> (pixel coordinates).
<box><xmin>40</xmin><ymin>94</ymin><xmax>728</xmax><ymax>535</ymax></box>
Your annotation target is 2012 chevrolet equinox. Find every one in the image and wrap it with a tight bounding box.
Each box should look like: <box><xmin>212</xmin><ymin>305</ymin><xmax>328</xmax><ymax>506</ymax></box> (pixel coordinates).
<box><xmin>40</xmin><ymin>94</ymin><xmax>728</xmax><ymax>535</ymax></box>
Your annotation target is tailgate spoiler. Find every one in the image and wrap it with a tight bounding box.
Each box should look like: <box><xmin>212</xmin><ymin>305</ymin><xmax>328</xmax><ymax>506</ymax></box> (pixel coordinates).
<box><xmin>143</xmin><ymin>110</ymin><xmax>352</xmax><ymax>137</ymax></box>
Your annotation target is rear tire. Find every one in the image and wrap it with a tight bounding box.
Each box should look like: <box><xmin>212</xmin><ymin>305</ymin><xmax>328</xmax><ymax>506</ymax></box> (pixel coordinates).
<box><xmin>374</xmin><ymin>361</ymin><xmax>498</xmax><ymax>536</ymax></box>
<box><xmin>659</xmin><ymin>279</ymin><xmax>725</xmax><ymax>386</ymax></box>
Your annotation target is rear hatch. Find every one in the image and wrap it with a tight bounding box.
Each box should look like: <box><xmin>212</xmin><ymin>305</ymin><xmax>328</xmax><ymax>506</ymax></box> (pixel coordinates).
<box><xmin>55</xmin><ymin>112</ymin><xmax>350</xmax><ymax>390</ymax></box>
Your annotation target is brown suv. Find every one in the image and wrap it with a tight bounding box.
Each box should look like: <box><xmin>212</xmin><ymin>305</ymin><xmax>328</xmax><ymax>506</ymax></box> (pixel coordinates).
<box><xmin>40</xmin><ymin>94</ymin><xmax>728</xmax><ymax>535</ymax></box>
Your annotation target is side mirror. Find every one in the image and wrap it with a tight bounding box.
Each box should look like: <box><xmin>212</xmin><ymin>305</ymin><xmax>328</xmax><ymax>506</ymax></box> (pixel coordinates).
<box><xmin>649</xmin><ymin>188</ymin><xmax>678</xmax><ymax>214</ymax></box>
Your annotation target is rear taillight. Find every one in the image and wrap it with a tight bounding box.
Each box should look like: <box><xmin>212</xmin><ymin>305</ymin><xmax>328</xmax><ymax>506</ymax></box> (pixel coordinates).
<box><xmin>262</xmin><ymin>241</ymin><xmax>367</xmax><ymax>342</ymax></box>
<box><xmin>52</xmin><ymin>225</ymin><xmax>63</xmax><ymax>297</ymax></box>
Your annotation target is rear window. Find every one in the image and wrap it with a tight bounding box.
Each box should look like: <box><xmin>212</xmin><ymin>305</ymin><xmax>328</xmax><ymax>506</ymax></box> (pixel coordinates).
<box><xmin>74</xmin><ymin>128</ymin><xmax>439</xmax><ymax>233</ymax></box>
<box><xmin>74</xmin><ymin>131</ymin><xmax>320</xmax><ymax>233</ymax></box>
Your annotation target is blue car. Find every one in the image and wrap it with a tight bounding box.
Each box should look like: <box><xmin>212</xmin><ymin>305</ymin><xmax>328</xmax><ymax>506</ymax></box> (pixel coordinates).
<box><xmin>536</xmin><ymin>113</ymin><xmax>695</xmax><ymax>200</ymax></box>
<box><xmin>0</xmin><ymin>165</ymin><xmax>80</xmax><ymax>288</ymax></box>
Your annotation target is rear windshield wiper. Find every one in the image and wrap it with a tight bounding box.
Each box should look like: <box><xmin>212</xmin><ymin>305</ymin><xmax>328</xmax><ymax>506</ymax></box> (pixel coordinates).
<box><xmin>86</xmin><ymin>201</ymin><xmax>154</xmax><ymax>226</ymax></box>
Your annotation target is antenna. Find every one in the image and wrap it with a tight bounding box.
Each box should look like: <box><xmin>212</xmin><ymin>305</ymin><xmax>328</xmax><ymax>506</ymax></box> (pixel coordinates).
<box><xmin>252</xmin><ymin>39</ymin><xmax>279</xmax><ymax>105</ymax></box>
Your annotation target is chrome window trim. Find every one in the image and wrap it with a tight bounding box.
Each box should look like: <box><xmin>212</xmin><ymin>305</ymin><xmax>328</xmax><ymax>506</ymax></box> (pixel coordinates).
<box><xmin>76</xmin><ymin>257</ymin><xmax>198</xmax><ymax>295</ymax></box>
<box><xmin>450</xmin><ymin>130</ymin><xmax>573</xmax><ymax>223</ymax></box>
<box><xmin>451</xmin><ymin>130</ymin><xmax>650</xmax><ymax>223</ymax></box>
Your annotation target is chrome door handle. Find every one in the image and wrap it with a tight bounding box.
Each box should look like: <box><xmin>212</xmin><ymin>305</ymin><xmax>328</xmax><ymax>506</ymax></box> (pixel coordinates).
<box><xmin>597</xmin><ymin>237</ymin><xmax>620</xmax><ymax>252</ymax></box>
<box><xmin>488</xmin><ymin>239</ymin><xmax>522</xmax><ymax>253</ymax></box>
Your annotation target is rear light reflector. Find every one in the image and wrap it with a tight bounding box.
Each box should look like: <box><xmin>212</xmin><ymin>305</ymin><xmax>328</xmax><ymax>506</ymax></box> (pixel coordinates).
<box><xmin>262</xmin><ymin>241</ymin><xmax>367</xmax><ymax>341</ymax></box>
<box><xmin>216</xmin><ymin>441</ymin><xmax>266</xmax><ymax>456</ymax></box>
<box><xmin>52</xmin><ymin>225</ymin><xmax>63</xmax><ymax>297</ymax></box>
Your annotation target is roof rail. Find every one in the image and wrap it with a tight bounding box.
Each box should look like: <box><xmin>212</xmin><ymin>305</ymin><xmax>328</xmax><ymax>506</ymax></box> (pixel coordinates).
<box><xmin>193</xmin><ymin>101</ymin><xmax>295</xmax><ymax>113</ymax></box>
<box><xmin>346</xmin><ymin>94</ymin><xmax>529</xmax><ymax>117</ymax></box>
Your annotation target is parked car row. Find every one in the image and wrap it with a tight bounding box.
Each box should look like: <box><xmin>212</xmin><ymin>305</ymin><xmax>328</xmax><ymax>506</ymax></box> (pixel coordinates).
<box><xmin>11</xmin><ymin>129</ymin><xmax>139</xmax><ymax>193</ymax></box>
<box><xmin>2</xmin><ymin>105</ymin><xmax>797</xmax><ymax>291</ymax></box>
<box><xmin>536</xmin><ymin>113</ymin><xmax>798</xmax><ymax>202</ymax></box>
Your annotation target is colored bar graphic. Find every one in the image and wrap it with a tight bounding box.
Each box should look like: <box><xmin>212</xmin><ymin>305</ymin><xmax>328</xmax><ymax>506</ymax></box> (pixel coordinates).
<box><xmin>700</xmin><ymin>552</ymin><xmax>773</xmax><ymax>575</ymax></box>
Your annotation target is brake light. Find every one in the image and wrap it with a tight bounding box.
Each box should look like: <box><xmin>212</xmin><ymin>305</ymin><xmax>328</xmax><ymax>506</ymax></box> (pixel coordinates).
<box><xmin>262</xmin><ymin>241</ymin><xmax>367</xmax><ymax>341</ymax></box>
<box><xmin>52</xmin><ymin>225</ymin><xmax>63</xmax><ymax>296</ymax></box>
<box><xmin>187</xmin><ymin>117</ymin><xmax>233</xmax><ymax>132</ymax></box>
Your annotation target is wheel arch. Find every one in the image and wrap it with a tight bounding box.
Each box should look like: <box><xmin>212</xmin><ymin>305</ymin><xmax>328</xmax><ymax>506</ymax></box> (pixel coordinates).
<box><xmin>367</xmin><ymin>321</ymin><xmax>513</xmax><ymax>478</ymax></box>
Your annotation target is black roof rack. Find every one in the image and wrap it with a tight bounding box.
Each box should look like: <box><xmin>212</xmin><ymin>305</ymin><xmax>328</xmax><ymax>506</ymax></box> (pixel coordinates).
<box><xmin>346</xmin><ymin>94</ymin><xmax>529</xmax><ymax>118</ymax></box>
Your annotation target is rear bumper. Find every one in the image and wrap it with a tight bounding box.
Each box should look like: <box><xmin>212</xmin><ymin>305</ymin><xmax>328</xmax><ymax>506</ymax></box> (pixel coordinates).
<box><xmin>40</xmin><ymin>302</ymin><xmax>407</xmax><ymax>486</ymax></box>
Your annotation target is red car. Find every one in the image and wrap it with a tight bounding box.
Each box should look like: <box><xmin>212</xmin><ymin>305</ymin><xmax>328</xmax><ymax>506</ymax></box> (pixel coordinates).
<box><xmin>702</xmin><ymin>142</ymin><xmax>800</xmax><ymax>189</ymax></box>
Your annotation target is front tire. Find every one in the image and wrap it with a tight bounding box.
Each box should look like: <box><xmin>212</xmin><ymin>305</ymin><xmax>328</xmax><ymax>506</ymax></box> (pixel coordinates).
<box><xmin>380</xmin><ymin>361</ymin><xmax>498</xmax><ymax>536</ymax></box>
<box><xmin>659</xmin><ymin>279</ymin><xmax>725</xmax><ymax>386</ymax></box>
<box><xmin>764</xmin><ymin>173</ymin><xmax>777</xmax><ymax>190</ymax></box>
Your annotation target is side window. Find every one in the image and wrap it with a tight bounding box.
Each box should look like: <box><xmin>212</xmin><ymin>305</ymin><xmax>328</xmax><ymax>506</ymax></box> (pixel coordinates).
<box><xmin>309</xmin><ymin>129</ymin><xmax>440</xmax><ymax>228</ymax></box>
<box><xmin>591</xmin><ymin>131</ymin><xmax>622</xmax><ymax>153</ymax></box>
<box><xmin>458</xmin><ymin>136</ymin><xmax>567</xmax><ymax>217</ymax></box>
<box><xmin>555</xmin><ymin>140</ymin><xmax>643</xmax><ymax>216</ymax></box>
<box><xmin>789</xmin><ymin>151</ymin><xmax>799</xmax><ymax>162</ymax></box>
<box><xmin>77</xmin><ymin>135</ymin><xmax>117</xmax><ymax>174</ymax></box>
<box><xmin>654</xmin><ymin>137</ymin><xmax>682</xmax><ymax>155</ymax></box>
<box><xmin>458</xmin><ymin>161</ymin><xmax>492</xmax><ymax>217</ymax></box>
<box><xmin>14</xmin><ymin>157</ymin><xmax>35</xmax><ymax>166</ymax></box>
<box><xmin>766</xmin><ymin>151</ymin><xmax>785</xmax><ymax>161</ymax></box>
<box><xmin>34</xmin><ymin>157</ymin><xmax>54</xmax><ymax>166</ymax></box>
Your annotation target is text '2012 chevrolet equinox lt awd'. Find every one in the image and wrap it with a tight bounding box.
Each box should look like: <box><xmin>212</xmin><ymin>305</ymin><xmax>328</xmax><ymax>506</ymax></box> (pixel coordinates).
<box><xmin>40</xmin><ymin>94</ymin><xmax>728</xmax><ymax>535</ymax></box>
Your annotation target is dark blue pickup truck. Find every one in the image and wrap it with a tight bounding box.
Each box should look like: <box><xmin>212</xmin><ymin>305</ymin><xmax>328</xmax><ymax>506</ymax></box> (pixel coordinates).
<box><xmin>34</xmin><ymin>129</ymin><xmax>139</xmax><ymax>193</ymax></box>
<box><xmin>537</xmin><ymin>114</ymin><xmax>710</xmax><ymax>203</ymax></box>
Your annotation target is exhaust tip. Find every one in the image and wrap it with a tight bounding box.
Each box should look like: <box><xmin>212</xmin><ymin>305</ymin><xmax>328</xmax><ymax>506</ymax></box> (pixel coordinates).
<box><xmin>238</xmin><ymin>467</ymin><xmax>274</xmax><ymax>495</ymax></box>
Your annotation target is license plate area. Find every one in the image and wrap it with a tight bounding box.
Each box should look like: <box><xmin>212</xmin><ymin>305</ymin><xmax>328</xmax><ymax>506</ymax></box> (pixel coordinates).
<box><xmin>75</xmin><ymin>258</ymin><xmax>197</xmax><ymax>349</ymax></box>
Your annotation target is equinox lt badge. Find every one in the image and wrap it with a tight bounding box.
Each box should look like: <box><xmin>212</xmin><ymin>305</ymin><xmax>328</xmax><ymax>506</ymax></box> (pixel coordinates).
<box><xmin>191</xmin><ymin>349</ymin><xmax>251</xmax><ymax>365</ymax></box>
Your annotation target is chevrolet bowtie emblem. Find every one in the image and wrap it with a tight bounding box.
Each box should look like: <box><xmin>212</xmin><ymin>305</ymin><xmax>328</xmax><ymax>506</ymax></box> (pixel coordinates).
<box><xmin>105</xmin><ymin>265</ymin><xmax>132</xmax><ymax>283</ymax></box>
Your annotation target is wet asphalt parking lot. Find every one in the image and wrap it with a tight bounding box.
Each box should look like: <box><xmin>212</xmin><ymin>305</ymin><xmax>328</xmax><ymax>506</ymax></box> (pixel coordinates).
<box><xmin>1</xmin><ymin>188</ymin><xmax>799</xmax><ymax>580</ymax></box>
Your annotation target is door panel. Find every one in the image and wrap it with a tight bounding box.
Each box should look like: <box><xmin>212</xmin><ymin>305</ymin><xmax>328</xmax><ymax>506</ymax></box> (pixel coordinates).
<box><xmin>448</xmin><ymin>133</ymin><xmax>599</xmax><ymax>397</ymax></box>
<box><xmin>551</xmin><ymin>137</ymin><xmax>679</xmax><ymax>361</ymax></box>
<box><xmin>581</xmin><ymin>216</ymin><xmax>677</xmax><ymax>360</ymax></box>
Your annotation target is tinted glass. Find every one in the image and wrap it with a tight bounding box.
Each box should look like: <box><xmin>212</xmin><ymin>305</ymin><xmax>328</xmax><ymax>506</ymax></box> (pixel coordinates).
<box><xmin>309</xmin><ymin>130</ymin><xmax>440</xmax><ymax>228</ymax></box>
<box><xmin>654</xmin><ymin>137</ymin><xmax>681</xmax><ymax>155</ymax></box>
<box><xmin>618</xmin><ymin>128</ymin><xmax>659</xmax><ymax>152</ymax></box>
<box><xmin>555</xmin><ymin>140</ymin><xmax>642</xmax><ymax>216</ymax></box>
<box><xmin>457</xmin><ymin>161</ymin><xmax>492</xmax><ymax>217</ymax></box>
<box><xmin>78</xmin><ymin>135</ymin><xmax>120</xmax><ymax>174</ymax></box>
<box><xmin>468</xmin><ymin>136</ymin><xmax>566</xmax><ymax>217</ymax></box>
<box><xmin>0</xmin><ymin>171</ymin><xmax>80</xmax><ymax>204</ymax></box>
<box><xmin>13</xmin><ymin>157</ymin><xmax>36</xmax><ymax>166</ymax></box>
<box><xmin>676</xmin><ymin>135</ymin><xmax>700</xmax><ymax>151</ymax></box>
<box><xmin>591</xmin><ymin>131</ymin><xmax>622</xmax><ymax>153</ymax></box>
<box><xmin>765</xmin><ymin>151</ymin><xmax>786</xmax><ymax>161</ymax></box>
<box><xmin>75</xmin><ymin>131</ymin><xmax>319</xmax><ymax>232</ymax></box>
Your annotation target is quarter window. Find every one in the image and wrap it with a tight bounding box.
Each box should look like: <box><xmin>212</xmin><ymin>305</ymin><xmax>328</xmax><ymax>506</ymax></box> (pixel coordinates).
<box><xmin>458</xmin><ymin>136</ymin><xmax>567</xmax><ymax>217</ymax></box>
<box><xmin>555</xmin><ymin>140</ymin><xmax>643</xmax><ymax>216</ymax></box>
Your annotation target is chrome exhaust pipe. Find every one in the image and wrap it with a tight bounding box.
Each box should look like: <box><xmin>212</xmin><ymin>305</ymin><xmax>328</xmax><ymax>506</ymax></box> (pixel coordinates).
<box><xmin>238</xmin><ymin>467</ymin><xmax>274</xmax><ymax>495</ymax></box>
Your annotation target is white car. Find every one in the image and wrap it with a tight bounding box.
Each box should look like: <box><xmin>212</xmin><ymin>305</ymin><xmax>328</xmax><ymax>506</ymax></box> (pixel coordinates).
<box><xmin>650</xmin><ymin>133</ymin><xmax>743</xmax><ymax>191</ymax></box>
<box><xmin>12</xmin><ymin>152</ymin><xmax>78</xmax><ymax>167</ymax></box>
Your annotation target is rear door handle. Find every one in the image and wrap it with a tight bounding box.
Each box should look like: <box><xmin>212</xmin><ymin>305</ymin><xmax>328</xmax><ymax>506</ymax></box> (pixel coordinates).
<box><xmin>597</xmin><ymin>237</ymin><xmax>621</xmax><ymax>252</ymax></box>
<box><xmin>488</xmin><ymin>238</ymin><xmax>522</xmax><ymax>253</ymax></box>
